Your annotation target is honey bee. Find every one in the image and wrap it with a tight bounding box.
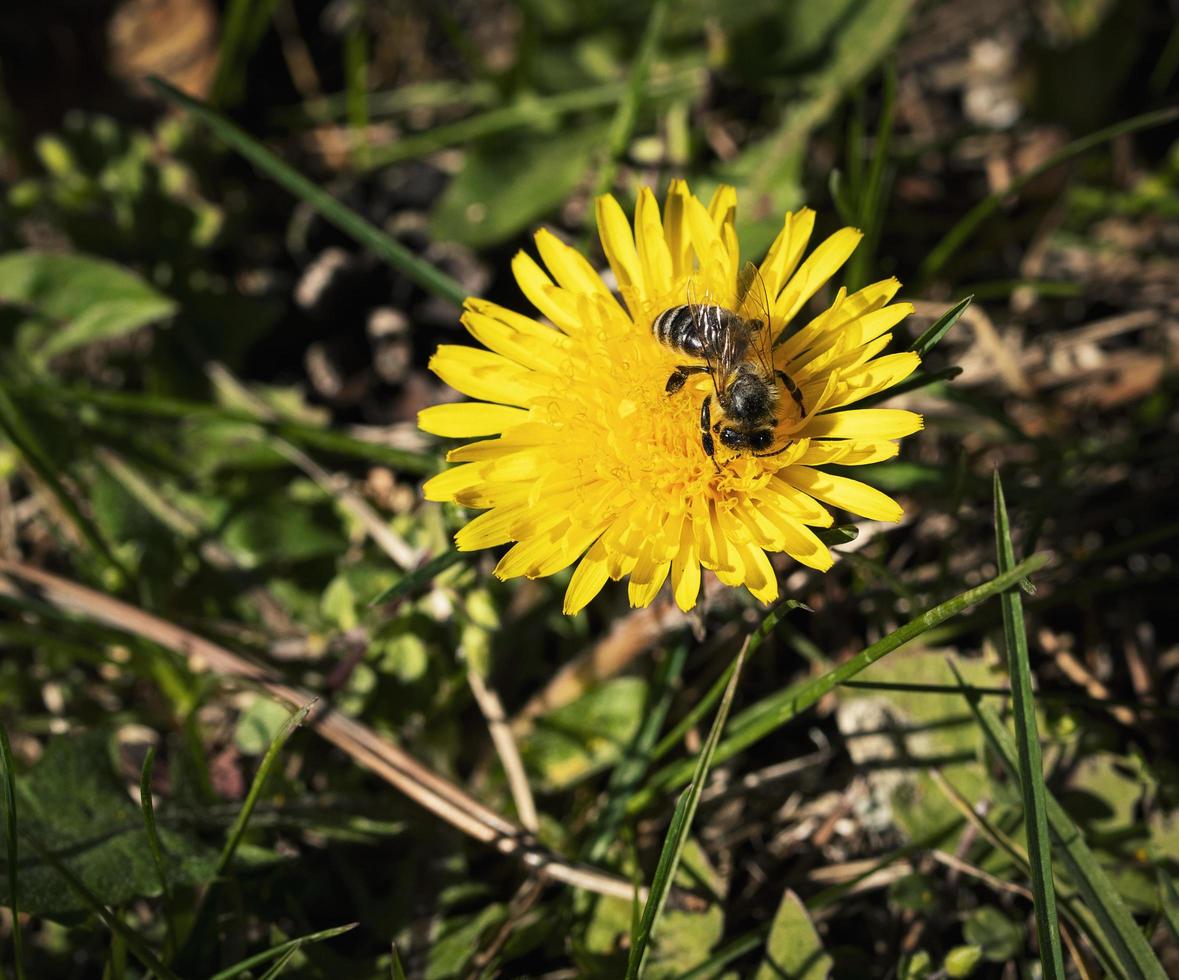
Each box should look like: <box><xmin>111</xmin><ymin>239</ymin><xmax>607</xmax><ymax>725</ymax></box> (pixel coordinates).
<box><xmin>653</xmin><ymin>262</ymin><xmax>805</xmax><ymax>463</ymax></box>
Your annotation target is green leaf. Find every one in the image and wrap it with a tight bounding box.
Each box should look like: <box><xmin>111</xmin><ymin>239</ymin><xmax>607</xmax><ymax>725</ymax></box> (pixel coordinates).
<box><xmin>431</xmin><ymin>124</ymin><xmax>608</xmax><ymax>249</ymax></box>
<box><xmin>524</xmin><ymin>677</ymin><xmax>648</xmax><ymax>791</ymax></box>
<box><xmin>950</xmin><ymin>662</ymin><xmax>1168</xmax><ymax>980</ymax></box>
<box><xmin>993</xmin><ymin>472</ymin><xmax>1065</xmax><ymax>980</ymax></box>
<box><xmin>839</xmin><ymin>652</ymin><xmax>990</xmax><ymax>842</ymax></box>
<box><xmin>0</xmin><ymin>251</ymin><xmax>177</xmax><ymax>360</ymax></box>
<box><xmin>234</xmin><ymin>696</ymin><xmax>299</xmax><ymax>755</ymax></box>
<box><xmin>962</xmin><ymin>907</ymin><xmax>1025</xmax><ymax>963</ymax></box>
<box><xmin>629</xmin><ymin>553</ymin><xmax>1050</xmax><ymax>811</ymax></box>
<box><xmin>943</xmin><ymin>945</ymin><xmax>983</xmax><ymax>977</ymax></box>
<box><xmin>910</xmin><ymin>296</ymin><xmax>973</xmax><ymax>359</ymax></box>
<box><xmin>753</xmin><ymin>889</ymin><xmax>832</xmax><ymax>980</ymax></box>
<box><xmin>625</xmin><ymin>641</ymin><xmax>749</xmax><ymax>978</ymax></box>
<box><xmin>2</xmin><ymin>730</ymin><xmax>218</xmax><ymax>917</ymax></box>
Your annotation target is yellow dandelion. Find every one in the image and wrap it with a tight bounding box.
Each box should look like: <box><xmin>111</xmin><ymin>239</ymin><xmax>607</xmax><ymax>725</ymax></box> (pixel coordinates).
<box><xmin>419</xmin><ymin>181</ymin><xmax>923</xmax><ymax>614</ymax></box>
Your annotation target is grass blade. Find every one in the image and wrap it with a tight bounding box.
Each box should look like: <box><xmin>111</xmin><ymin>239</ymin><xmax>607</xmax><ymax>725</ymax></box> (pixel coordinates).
<box><xmin>138</xmin><ymin>746</ymin><xmax>177</xmax><ymax>959</ymax></box>
<box><xmin>18</xmin><ymin>830</ymin><xmax>179</xmax><ymax>980</ymax></box>
<box><xmin>949</xmin><ymin>661</ymin><xmax>1167</xmax><ymax>980</ymax></box>
<box><xmin>0</xmin><ymin>380</ymin><xmax>129</xmax><ymax>584</ymax></box>
<box><xmin>0</xmin><ymin>723</ymin><xmax>26</xmax><ymax>980</ymax></box>
<box><xmin>17</xmin><ymin>382</ymin><xmax>438</xmax><ymax>474</ymax></box>
<box><xmin>206</xmin><ymin>924</ymin><xmax>358</xmax><ymax>980</ymax></box>
<box><xmin>628</xmin><ymin>552</ymin><xmax>1051</xmax><ymax>812</ymax></box>
<box><xmin>625</xmin><ymin>639</ymin><xmax>749</xmax><ymax>979</ymax></box>
<box><xmin>217</xmin><ymin>702</ymin><xmax>312</xmax><ymax>877</ymax></box>
<box><xmin>257</xmin><ymin>945</ymin><xmax>301</xmax><ymax>979</ymax></box>
<box><xmin>993</xmin><ymin>472</ymin><xmax>1065</xmax><ymax>980</ymax></box>
<box><xmin>343</xmin><ymin>11</ymin><xmax>371</xmax><ymax>168</ymax></box>
<box><xmin>584</xmin><ymin>642</ymin><xmax>689</xmax><ymax>864</ymax></box>
<box><xmin>920</xmin><ymin>106</ymin><xmax>1179</xmax><ymax>283</ymax></box>
<box><xmin>649</xmin><ymin>601</ymin><xmax>804</xmax><ymax>764</ymax></box>
<box><xmin>910</xmin><ymin>296</ymin><xmax>973</xmax><ymax>358</ymax></box>
<box><xmin>211</xmin><ymin>0</ymin><xmax>281</xmax><ymax>106</ymax></box>
<box><xmin>593</xmin><ymin>0</ymin><xmax>668</xmax><ymax>200</ymax></box>
<box><xmin>147</xmin><ymin>77</ymin><xmax>470</xmax><ymax>307</ymax></box>
<box><xmin>844</xmin><ymin>62</ymin><xmax>897</xmax><ymax>291</ymax></box>
<box><xmin>367</xmin><ymin>550</ymin><xmax>466</xmax><ymax>607</ymax></box>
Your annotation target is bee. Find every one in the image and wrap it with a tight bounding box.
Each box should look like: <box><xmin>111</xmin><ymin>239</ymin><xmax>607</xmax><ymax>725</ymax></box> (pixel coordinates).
<box><xmin>653</xmin><ymin>262</ymin><xmax>805</xmax><ymax>463</ymax></box>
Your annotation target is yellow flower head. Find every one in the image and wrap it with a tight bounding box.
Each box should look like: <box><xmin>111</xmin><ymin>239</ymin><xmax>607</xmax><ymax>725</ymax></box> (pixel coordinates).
<box><xmin>419</xmin><ymin>181</ymin><xmax>922</xmax><ymax>614</ymax></box>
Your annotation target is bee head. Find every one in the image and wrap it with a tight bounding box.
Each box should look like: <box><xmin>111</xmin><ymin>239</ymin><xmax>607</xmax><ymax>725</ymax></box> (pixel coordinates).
<box><xmin>718</xmin><ymin>426</ymin><xmax>774</xmax><ymax>452</ymax></box>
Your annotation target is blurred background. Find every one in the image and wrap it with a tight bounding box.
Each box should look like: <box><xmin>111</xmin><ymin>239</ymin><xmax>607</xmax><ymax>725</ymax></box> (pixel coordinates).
<box><xmin>1</xmin><ymin>0</ymin><xmax>1178</xmax><ymax>977</ymax></box>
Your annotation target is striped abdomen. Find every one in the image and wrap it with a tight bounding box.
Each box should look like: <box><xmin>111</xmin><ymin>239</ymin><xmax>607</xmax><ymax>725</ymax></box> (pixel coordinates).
<box><xmin>652</xmin><ymin>304</ymin><xmax>744</xmax><ymax>359</ymax></box>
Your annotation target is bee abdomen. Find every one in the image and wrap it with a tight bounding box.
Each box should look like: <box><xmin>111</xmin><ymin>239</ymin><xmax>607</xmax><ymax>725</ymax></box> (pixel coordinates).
<box><xmin>653</xmin><ymin>304</ymin><xmax>723</xmax><ymax>358</ymax></box>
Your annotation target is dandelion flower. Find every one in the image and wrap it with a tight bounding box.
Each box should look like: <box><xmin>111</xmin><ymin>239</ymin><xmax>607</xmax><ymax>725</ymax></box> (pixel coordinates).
<box><xmin>419</xmin><ymin>181</ymin><xmax>922</xmax><ymax>614</ymax></box>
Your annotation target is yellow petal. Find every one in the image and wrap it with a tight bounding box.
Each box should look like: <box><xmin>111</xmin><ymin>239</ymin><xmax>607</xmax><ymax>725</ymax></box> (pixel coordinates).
<box><xmin>430</xmin><ymin>345</ymin><xmax>548</xmax><ymax>406</ymax></box>
<box><xmin>495</xmin><ymin>521</ymin><xmax>588</xmax><ymax>579</ymax></box>
<box><xmin>782</xmin><ymin>465</ymin><xmax>904</xmax><ymax>523</ymax></box>
<box><xmin>418</xmin><ymin>402</ymin><xmax>531</xmax><ymax>438</ymax></box>
<box><xmin>686</xmin><ymin>195</ymin><xmax>734</xmax><ymax>296</ymax></box>
<box><xmin>759</xmin><ymin>208</ymin><xmax>815</xmax><ymax>302</ymax></box>
<box><xmin>535</xmin><ymin>228</ymin><xmax>617</xmax><ymax>307</ymax></box>
<box><xmin>628</xmin><ymin>557</ymin><xmax>670</xmax><ymax>607</ymax></box>
<box><xmin>662</xmin><ymin>178</ymin><xmax>694</xmax><ymax>280</ymax></box>
<box><xmin>707</xmin><ymin>184</ymin><xmax>739</xmax><ymax>270</ymax></box>
<box><xmin>670</xmin><ymin>514</ymin><xmax>701</xmax><ymax>611</ymax></box>
<box><xmin>455</xmin><ymin>506</ymin><xmax>519</xmax><ymax>551</ymax></box>
<box><xmin>737</xmin><ymin>539</ymin><xmax>778</xmax><ymax>603</ymax></box>
<box><xmin>803</xmin><ymin>408</ymin><xmax>923</xmax><ymax>440</ymax></box>
<box><xmin>826</xmin><ymin>352</ymin><xmax>921</xmax><ymax>410</ymax></box>
<box><xmin>596</xmin><ymin>194</ymin><xmax>644</xmax><ymax>304</ymax></box>
<box><xmin>775</xmin><ymin>227</ymin><xmax>863</xmax><ymax>326</ymax></box>
<box><xmin>847</xmin><ymin>302</ymin><xmax>915</xmax><ymax>348</ymax></box>
<box><xmin>422</xmin><ymin>462</ymin><xmax>481</xmax><ymax>502</ymax></box>
<box><xmin>796</xmin><ymin>439</ymin><xmax>900</xmax><ymax>466</ymax></box>
<box><xmin>776</xmin><ymin>516</ymin><xmax>834</xmax><ymax>572</ymax></box>
<box><xmin>842</xmin><ymin>276</ymin><xmax>901</xmax><ymax>320</ymax></box>
<box><xmin>634</xmin><ymin>188</ymin><xmax>673</xmax><ymax>296</ymax></box>
<box><xmin>564</xmin><ymin>538</ymin><xmax>610</xmax><ymax>614</ymax></box>
<box><xmin>462</xmin><ymin>307</ymin><xmax>571</xmax><ymax>373</ymax></box>
<box><xmin>761</xmin><ymin>477</ymin><xmax>834</xmax><ymax>527</ymax></box>
<box><xmin>510</xmin><ymin>251</ymin><xmax>581</xmax><ymax>332</ymax></box>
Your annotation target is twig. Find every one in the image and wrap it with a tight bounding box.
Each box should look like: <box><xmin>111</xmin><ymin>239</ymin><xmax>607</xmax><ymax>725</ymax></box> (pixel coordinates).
<box><xmin>468</xmin><ymin>669</ymin><xmax>539</xmax><ymax>833</ymax></box>
<box><xmin>1039</xmin><ymin>630</ymin><xmax>1136</xmax><ymax>728</ymax></box>
<box><xmin>0</xmin><ymin>559</ymin><xmax>642</xmax><ymax>904</ymax></box>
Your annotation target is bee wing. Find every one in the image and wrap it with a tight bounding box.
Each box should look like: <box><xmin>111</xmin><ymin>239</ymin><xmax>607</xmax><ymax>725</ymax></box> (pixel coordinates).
<box><xmin>736</xmin><ymin>261</ymin><xmax>776</xmax><ymax>377</ymax></box>
<box><xmin>737</xmin><ymin>261</ymin><xmax>772</xmax><ymax>323</ymax></box>
<box><xmin>685</xmin><ymin>275</ymin><xmax>729</xmax><ymax>396</ymax></box>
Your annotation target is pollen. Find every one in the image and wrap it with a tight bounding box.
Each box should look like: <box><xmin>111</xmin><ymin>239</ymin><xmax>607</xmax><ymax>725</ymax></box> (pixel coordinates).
<box><xmin>419</xmin><ymin>181</ymin><xmax>923</xmax><ymax>614</ymax></box>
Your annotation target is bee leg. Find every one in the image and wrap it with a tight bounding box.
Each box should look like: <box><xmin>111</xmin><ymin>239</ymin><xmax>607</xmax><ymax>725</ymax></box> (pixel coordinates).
<box><xmin>700</xmin><ymin>395</ymin><xmax>719</xmax><ymax>468</ymax></box>
<box><xmin>666</xmin><ymin>365</ymin><xmax>709</xmax><ymax>395</ymax></box>
<box><xmin>776</xmin><ymin>370</ymin><xmax>806</xmax><ymax>416</ymax></box>
<box><xmin>754</xmin><ymin>440</ymin><xmax>794</xmax><ymax>459</ymax></box>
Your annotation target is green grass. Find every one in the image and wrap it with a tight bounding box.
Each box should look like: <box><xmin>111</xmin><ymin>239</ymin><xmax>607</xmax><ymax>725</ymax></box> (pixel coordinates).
<box><xmin>3</xmin><ymin>3</ymin><xmax>1177</xmax><ymax>976</ymax></box>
